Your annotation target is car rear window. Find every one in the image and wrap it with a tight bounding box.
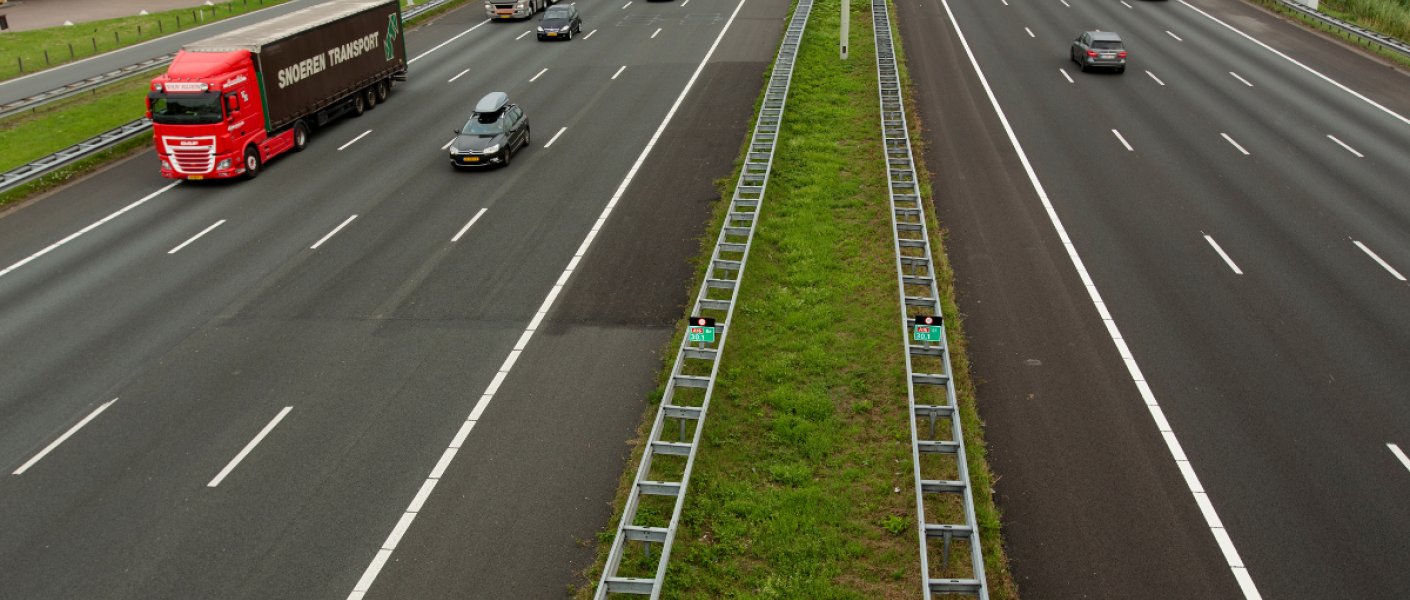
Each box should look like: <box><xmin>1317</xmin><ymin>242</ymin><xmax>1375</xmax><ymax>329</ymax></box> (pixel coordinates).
<box><xmin>1092</xmin><ymin>40</ymin><xmax>1122</xmax><ymax>49</ymax></box>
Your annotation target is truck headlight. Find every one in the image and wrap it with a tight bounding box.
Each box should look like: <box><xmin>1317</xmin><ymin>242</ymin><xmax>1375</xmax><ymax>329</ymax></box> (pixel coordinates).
<box><xmin>484</xmin><ymin>144</ymin><xmax>500</xmax><ymax>154</ymax></box>
<box><xmin>217</xmin><ymin>159</ymin><xmax>232</xmax><ymax>170</ymax></box>
<box><xmin>161</xmin><ymin>159</ymin><xmax>171</xmax><ymax>170</ymax></box>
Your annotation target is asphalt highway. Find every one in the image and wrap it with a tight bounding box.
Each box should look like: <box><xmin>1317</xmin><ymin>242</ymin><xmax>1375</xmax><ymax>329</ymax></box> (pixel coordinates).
<box><xmin>0</xmin><ymin>0</ymin><xmax>791</xmax><ymax>597</ymax></box>
<box><xmin>0</xmin><ymin>0</ymin><xmax>330</xmax><ymax>107</ymax></box>
<box><xmin>897</xmin><ymin>0</ymin><xmax>1410</xmax><ymax>597</ymax></box>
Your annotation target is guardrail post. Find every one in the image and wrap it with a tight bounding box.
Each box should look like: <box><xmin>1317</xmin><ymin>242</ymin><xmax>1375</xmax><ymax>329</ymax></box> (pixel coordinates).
<box><xmin>69</xmin><ymin>43</ymin><xmax>75</xmax><ymax>58</ymax></box>
<box><xmin>44</xmin><ymin>50</ymin><xmax>50</xmax><ymax>65</ymax></box>
<box><xmin>16</xmin><ymin>57</ymin><xmax>21</xmax><ymax>74</ymax></box>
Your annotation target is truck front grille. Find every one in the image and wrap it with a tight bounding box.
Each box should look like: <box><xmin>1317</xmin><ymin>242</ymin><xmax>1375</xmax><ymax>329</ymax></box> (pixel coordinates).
<box><xmin>165</xmin><ymin>136</ymin><xmax>217</xmax><ymax>174</ymax></box>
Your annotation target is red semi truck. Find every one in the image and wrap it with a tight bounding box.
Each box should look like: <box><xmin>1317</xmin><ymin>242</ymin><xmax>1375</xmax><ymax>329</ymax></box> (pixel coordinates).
<box><xmin>148</xmin><ymin>0</ymin><xmax>408</xmax><ymax>180</ymax></box>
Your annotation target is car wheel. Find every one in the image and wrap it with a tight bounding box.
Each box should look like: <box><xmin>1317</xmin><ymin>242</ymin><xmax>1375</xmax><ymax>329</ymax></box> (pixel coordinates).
<box><xmin>352</xmin><ymin>93</ymin><xmax>366</xmax><ymax>117</ymax></box>
<box><xmin>564</xmin><ymin>28</ymin><xmax>572</xmax><ymax>40</ymax></box>
<box><xmin>292</xmin><ymin>122</ymin><xmax>310</xmax><ymax>152</ymax></box>
<box><xmin>1116</xmin><ymin>66</ymin><xmax>1126</xmax><ymax>74</ymax></box>
<box><xmin>503</xmin><ymin>146</ymin><xmax>512</xmax><ymax>167</ymax></box>
<box><xmin>242</xmin><ymin>147</ymin><xmax>261</xmax><ymax>180</ymax></box>
<box><xmin>375</xmin><ymin>80</ymin><xmax>389</xmax><ymax>103</ymax></box>
<box><xmin>524</xmin><ymin>127</ymin><xmax>531</xmax><ymax>148</ymax></box>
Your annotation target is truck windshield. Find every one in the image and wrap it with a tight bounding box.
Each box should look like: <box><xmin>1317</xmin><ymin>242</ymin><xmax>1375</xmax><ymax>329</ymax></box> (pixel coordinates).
<box><xmin>462</xmin><ymin>115</ymin><xmax>506</xmax><ymax>135</ymax></box>
<box><xmin>151</xmin><ymin>95</ymin><xmax>223</xmax><ymax>125</ymax></box>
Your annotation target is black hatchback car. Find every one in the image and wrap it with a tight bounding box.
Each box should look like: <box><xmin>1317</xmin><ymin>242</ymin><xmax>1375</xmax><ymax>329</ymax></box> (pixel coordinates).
<box><xmin>449</xmin><ymin>92</ymin><xmax>531</xmax><ymax>168</ymax></box>
<box><xmin>1072</xmin><ymin>31</ymin><xmax>1127</xmax><ymax>73</ymax></box>
<box><xmin>537</xmin><ymin>4</ymin><xmax>582</xmax><ymax>40</ymax></box>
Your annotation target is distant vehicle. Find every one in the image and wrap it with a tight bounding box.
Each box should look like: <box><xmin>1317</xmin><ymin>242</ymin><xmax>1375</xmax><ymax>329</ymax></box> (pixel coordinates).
<box><xmin>449</xmin><ymin>92</ymin><xmax>531</xmax><ymax>168</ymax></box>
<box><xmin>148</xmin><ymin>0</ymin><xmax>408</xmax><ymax>180</ymax></box>
<box><xmin>537</xmin><ymin>5</ymin><xmax>583</xmax><ymax>40</ymax></box>
<box><xmin>486</xmin><ymin>0</ymin><xmax>554</xmax><ymax>20</ymax></box>
<box><xmin>1071</xmin><ymin>31</ymin><xmax>1127</xmax><ymax>73</ymax></box>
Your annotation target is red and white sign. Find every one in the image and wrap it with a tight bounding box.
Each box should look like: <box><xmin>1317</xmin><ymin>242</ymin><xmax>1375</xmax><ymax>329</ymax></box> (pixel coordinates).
<box><xmin>164</xmin><ymin>82</ymin><xmax>208</xmax><ymax>93</ymax></box>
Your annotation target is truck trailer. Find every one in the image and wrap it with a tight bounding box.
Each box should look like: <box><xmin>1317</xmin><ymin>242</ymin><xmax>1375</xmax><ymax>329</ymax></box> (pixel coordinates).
<box><xmin>148</xmin><ymin>0</ymin><xmax>407</xmax><ymax>180</ymax></box>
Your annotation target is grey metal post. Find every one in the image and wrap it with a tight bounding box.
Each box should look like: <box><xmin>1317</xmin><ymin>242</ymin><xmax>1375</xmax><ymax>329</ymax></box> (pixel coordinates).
<box><xmin>841</xmin><ymin>0</ymin><xmax>849</xmax><ymax>59</ymax></box>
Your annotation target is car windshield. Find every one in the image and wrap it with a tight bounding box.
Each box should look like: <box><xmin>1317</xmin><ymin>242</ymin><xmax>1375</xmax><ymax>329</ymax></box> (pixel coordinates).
<box><xmin>151</xmin><ymin>96</ymin><xmax>223</xmax><ymax>125</ymax></box>
<box><xmin>1092</xmin><ymin>40</ymin><xmax>1122</xmax><ymax>49</ymax></box>
<box><xmin>462</xmin><ymin>114</ymin><xmax>507</xmax><ymax>135</ymax></box>
<box><xmin>544</xmin><ymin>9</ymin><xmax>571</xmax><ymax>18</ymax></box>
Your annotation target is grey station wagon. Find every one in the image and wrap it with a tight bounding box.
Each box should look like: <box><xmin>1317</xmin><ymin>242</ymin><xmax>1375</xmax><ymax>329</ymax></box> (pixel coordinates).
<box><xmin>1072</xmin><ymin>31</ymin><xmax>1127</xmax><ymax>73</ymax></box>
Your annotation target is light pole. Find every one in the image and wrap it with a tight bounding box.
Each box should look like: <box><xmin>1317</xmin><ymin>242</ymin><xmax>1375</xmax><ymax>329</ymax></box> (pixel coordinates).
<box><xmin>841</xmin><ymin>0</ymin><xmax>849</xmax><ymax>59</ymax></box>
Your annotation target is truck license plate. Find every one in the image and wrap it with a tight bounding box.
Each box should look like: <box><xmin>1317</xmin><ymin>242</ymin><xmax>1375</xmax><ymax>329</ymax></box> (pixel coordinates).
<box><xmin>188</xmin><ymin>175</ymin><xmax>204</xmax><ymax>180</ymax></box>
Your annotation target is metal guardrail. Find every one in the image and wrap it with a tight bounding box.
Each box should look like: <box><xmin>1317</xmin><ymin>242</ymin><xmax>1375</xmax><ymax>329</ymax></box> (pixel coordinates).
<box><xmin>591</xmin><ymin>0</ymin><xmax>812</xmax><ymax>596</ymax></box>
<box><xmin>1270</xmin><ymin>0</ymin><xmax>1410</xmax><ymax>59</ymax></box>
<box><xmin>402</xmin><ymin>0</ymin><xmax>459</xmax><ymax>20</ymax></box>
<box><xmin>871</xmin><ymin>0</ymin><xmax>987</xmax><ymax>597</ymax></box>
<box><xmin>0</xmin><ymin>54</ymin><xmax>177</xmax><ymax>120</ymax></box>
<box><xmin>0</xmin><ymin>118</ymin><xmax>152</xmax><ymax>194</ymax></box>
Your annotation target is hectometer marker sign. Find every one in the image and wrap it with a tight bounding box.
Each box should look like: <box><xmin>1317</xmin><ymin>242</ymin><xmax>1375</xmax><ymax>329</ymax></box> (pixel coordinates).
<box><xmin>913</xmin><ymin>315</ymin><xmax>942</xmax><ymax>342</ymax></box>
<box><xmin>687</xmin><ymin>317</ymin><xmax>716</xmax><ymax>343</ymax></box>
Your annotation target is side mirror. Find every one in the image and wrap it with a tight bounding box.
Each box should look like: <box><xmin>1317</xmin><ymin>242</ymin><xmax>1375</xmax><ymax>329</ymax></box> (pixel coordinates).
<box><xmin>453</xmin><ymin>129</ymin><xmax>461</xmax><ymax>134</ymax></box>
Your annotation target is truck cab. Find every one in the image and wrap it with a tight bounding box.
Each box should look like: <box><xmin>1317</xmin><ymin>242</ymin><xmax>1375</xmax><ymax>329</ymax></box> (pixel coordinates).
<box><xmin>486</xmin><ymin>0</ymin><xmax>552</xmax><ymax>20</ymax></box>
<box><xmin>149</xmin><ymin>51</ymin><xmax>283</xmax><ymax>180</ymax></box>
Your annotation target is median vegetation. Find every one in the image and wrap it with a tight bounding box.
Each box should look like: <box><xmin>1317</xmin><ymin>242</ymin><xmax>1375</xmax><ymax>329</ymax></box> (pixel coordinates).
<box><xmin>576</xmin><ymin>0</ymin><xmax>1016</xmax><ymax>597</ymax></box>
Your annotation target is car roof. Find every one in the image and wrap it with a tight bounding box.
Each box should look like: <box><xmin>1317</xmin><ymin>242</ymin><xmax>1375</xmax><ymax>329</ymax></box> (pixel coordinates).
<box><xmin>1088</xmin><ymin>31</ymin><xmax>1122</xmax><ymax>41</ymax></box>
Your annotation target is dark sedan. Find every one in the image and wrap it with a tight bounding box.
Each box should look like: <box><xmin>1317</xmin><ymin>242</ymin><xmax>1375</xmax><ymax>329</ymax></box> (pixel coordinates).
<box><xmin>449</xmin><ymin>94</ymin><xmax>531</xmax><ymax>168</ymax></box>
<box><xmin>537</xmin><ymin>4</ymin><xmax>582</xmax><ymax>40</ymax></box>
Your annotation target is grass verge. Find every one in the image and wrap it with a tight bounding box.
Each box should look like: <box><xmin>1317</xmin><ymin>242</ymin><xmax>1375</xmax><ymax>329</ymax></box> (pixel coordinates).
<box><xmin>574</xmin><ymin>0</ymin><xmax>1016</xmax><ymax>597</ymax></box>
<box><xmin>0</xmin><ymin>0</ymin><xmax>295</xmax><ymax>82</ymax></box>
<box><xmin>1246</xmin><ymin>0</ymin><xmax>1410</xmax><ymax>68</ymax></box>
<box><xmin>0</xmin><ymin>132</ymin><xmax>152</xmax><ymax>214</ymax></box>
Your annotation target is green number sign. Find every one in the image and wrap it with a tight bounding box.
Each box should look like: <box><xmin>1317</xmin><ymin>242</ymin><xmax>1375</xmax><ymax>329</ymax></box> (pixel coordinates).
<box><xmin>688</xmin><ymin>317</ymin><xmax>716</xmax><ymax>343</ymax></box>
<box><xmin>913</xmin><ymin>315</ymin><xmax>942</xmax><ymax>342</ymax></box>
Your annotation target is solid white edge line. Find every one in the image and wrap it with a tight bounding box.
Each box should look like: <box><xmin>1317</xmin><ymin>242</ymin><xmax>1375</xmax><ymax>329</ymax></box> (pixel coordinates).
<box><xmin>1167</xmin><ymin>30</ymin><xmax>1183</xmax><ymax>41</ymax></box>
<box><xmin>452</xmin><ymin>208</ymin><xmax>488</xmax><ymax>242</ymax></box>
<box><xmin>0</xmin><ymin>182</ymin><xmax>180</xmax><ymax>280</ymax></box>
<box><xmin>207</xmin><ymin>406</ymin><xmax>292</xmax><ymax>487</ymax></box>
<box><xmin>344</xmin><ymin>0</ymin><xmax>751</xmax><ymax>594</ymax></box>
<box><xmin>409</xmin><ymin>19</ymin><xmax>492</xmax><ymax>63</ymax></box>
<box><xmin>612</xmin><ymin>65</ymin><xmax>626</xmax><ymax>79</ymax></box>
<box><xmin>938</xmin><ymin>0</ymin><xmax>1262</xmax><ymax>595</ymax></box>
<box><xmin>12</xmin><ymin>398</ymin><xmax>118</xmax><ymax>475</ymax></box>
<box><xmin>1025</xmin><ymin>27</ymin><xmax>1035</xmax><ymax>37</ymax></box>
<box><xmin>1205</xmin><ymin>234</ymin><xmax>1245</xmax><ymax>274</ymax></box>
<box><xmin>1389</xmin><ymin>444</ymin><xmax>1410</xmax><ymax>472</ymax></box>
<box><xmin>584</xmin><ymin>29</ymin><xmax>597</xmax><ymax>38</ymax></box>
<box><xmin>311</xmin><ymin>215</ymin><xmax>357</xmax><ymax>249</ymax></box>
<box><xmin>516</xmin><ymin>30</ymin><xmax>531</xmax><ymax>40</ymax></box>
<box><xmin>530</xmin><ymin>67</ymin><xmax>548</xmax><ymax>82</ymax></box>
<box><xmin>544</xmin><ymin>126</ymin><xmax>568</xmax><ymax>147</ymax></box>
<box><xmin>448</xmin><ymin>68</ymin><xmax>470</xmax><ymax>82</ymax></box>
<box><xmin>338</xmin><ymin>130</ymin><xmax>372</xmax><ymax>151</ymax></box>
<box><xmin>1353</xmin><ymin>240</ymin><xmax>1407</xmax><ymax>280</ymax></box>
<box><xmin>1221</xmin><ymin>132</ymin><xmax>1250</xmax><ymax>155</ymax></box>
<box><xmin>1230</xmin><ymin>71</ymin><xmax>1253</xmax><ymax>86</ymax></box>
<box><xmin>652</xmin><ymin>28</ymin><xmax>662</xmax><ymax>38</ymax></box>
<box><xmin>1146</xmin><ymin>70</ymin><xmax>1165</xmax><ymax>85</ymax></box>
<box><xmin>168</xmin><ymin>219</ymin><xmax>226</xmax><ymax>254</ymax></box>
<box><xmin>1112</xmin><ymin>129</ymin><xmax>1133</xmax><ymax>151</ymax></box>
<box><xmin>1060</xmin><ymin>68</ymin><xmax>1073</xmax><ymax>83</ymax></box>
<box><xmin>1179</xmin><ymin>0</ymin><xmax>1410</xmax><ymax>127</ymax></box>
<box><xmin>1327</xmin><ymin>134</ymin><xmax>1364</xmax><ymax>157</ymax></box>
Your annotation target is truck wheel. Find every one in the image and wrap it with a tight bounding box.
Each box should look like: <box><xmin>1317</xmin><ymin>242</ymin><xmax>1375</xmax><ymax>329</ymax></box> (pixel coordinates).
<box><xmin>242</xmin><ymin>147</ymin><xmax>261</xmax><ymax>180</ymax></box>
<box><xmin>375</xmin><ymin>80</ymin><xmax>389</xmax><ymax>103</ymax></box>
<box><xmin>292</xmin><ymin>122</ymin><xmax>310</xmax><ymax>152</ymax></box>
<box><xmin>364</xmin><ymin>87</ymin><xmax>377</xmax><ymax>110</ymax></box>
<box><xmin>352</xmin><ymin>93</ymin><xmax>366</xmax><ymax>117</ymax></box>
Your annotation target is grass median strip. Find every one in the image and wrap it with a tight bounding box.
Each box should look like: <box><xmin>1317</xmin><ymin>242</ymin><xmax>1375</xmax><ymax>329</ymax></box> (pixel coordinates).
<box><xmin>577</xmin><ymin>0</ymin><xmax>1016</xmax><ymax>596</ymax></box>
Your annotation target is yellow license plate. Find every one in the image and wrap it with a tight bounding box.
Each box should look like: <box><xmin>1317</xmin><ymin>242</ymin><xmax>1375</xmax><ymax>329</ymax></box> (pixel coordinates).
<box><xmin>465</xmin><ymin>157</ymin><xmax>479</xmax><ymax>163</ymax></box>
<box><xmin>547</xmin><ymin>32</ymin><xmax>557</xmax><ymax>36</ymax></box>
<box><xmin>188</xmin><ymin>175</ymin><xmax>203</xmax><ymax>180</ymax></box>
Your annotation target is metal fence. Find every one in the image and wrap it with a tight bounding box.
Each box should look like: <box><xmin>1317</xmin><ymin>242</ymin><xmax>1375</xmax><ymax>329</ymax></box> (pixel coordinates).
<box><xmin>591</xmin><ymin>0</ymin><xmax>813</xmax><ymax>597</ymax></box>
<box><xmin>870</xmin><ymin>0</ymin><xmax>987</xmax><ymax>596</ymax></box>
